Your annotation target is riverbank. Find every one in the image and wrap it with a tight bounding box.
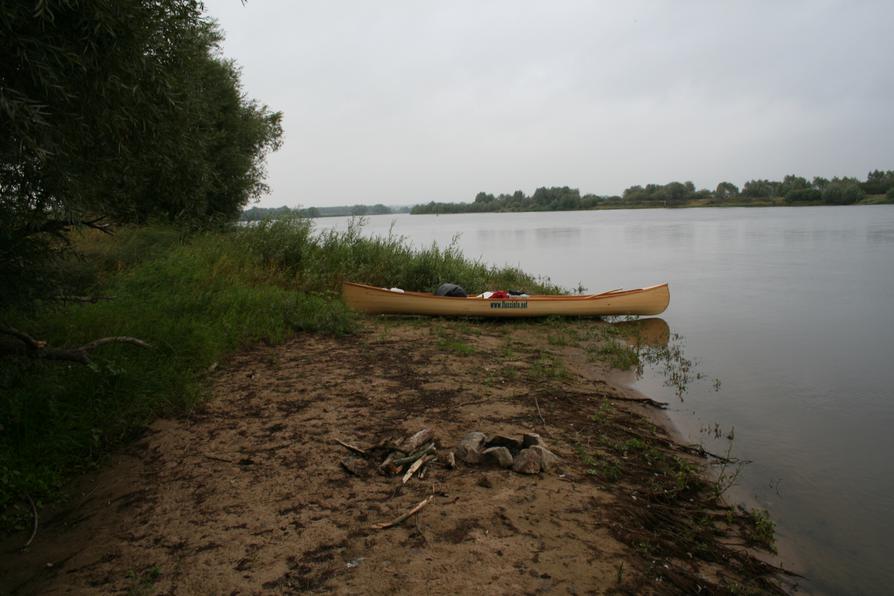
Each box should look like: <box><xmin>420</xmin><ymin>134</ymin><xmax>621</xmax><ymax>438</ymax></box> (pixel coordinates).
<box><xmin>1</xmin><ymin>316</ymin><xmax>795</xmax><ymax>593</ymax></box>
<box><xmin>0</xmin><ymin>220</ymin><xmax>558</xmax><ymax>536</ymax></box>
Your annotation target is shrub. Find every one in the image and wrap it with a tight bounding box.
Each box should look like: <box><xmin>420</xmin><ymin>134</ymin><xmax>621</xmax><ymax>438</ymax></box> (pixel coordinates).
<box><xmin>785</xmin><ymin>188</ymin><xmax>822</xmax><ymax>203</ymax></box>
<box><xmin>823</xmin><ymin>182</ymin><xmax>865</xmax><ymax>205</ymax></box>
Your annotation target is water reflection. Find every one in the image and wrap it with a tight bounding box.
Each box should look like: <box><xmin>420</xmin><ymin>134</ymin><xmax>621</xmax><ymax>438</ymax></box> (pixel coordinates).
<box><xmin>609</xmin><ymin>317</ymin><xmax>670</xmax><ymax>347</ymax></box>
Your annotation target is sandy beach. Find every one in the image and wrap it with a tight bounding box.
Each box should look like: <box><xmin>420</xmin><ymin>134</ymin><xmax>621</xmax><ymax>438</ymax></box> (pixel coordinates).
<box><xmin>0</xmin><ymin>318</ymin><xmax>794</xmax><ymax>594</ymax></box>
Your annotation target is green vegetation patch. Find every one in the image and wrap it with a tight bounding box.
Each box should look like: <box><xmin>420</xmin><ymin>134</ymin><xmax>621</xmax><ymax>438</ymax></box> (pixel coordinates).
<box><xmin>1</xmin><ymin>219</ymin><xmax>550</xmax><ymax>531</ymax></box>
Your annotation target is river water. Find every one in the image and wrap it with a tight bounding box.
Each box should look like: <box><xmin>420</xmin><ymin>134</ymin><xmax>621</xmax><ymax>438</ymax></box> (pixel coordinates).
<box><xmin>318</xmin><ymin>206</ymin><xmax>894</xmax><ymax>594</ymax></box>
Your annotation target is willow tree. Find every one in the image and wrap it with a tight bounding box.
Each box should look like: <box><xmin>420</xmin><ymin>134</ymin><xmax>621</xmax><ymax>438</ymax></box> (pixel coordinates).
<box><xmin>1</xmin><ymin>0</ymin><xmax>281</xmax><ymax>352</ymax></box>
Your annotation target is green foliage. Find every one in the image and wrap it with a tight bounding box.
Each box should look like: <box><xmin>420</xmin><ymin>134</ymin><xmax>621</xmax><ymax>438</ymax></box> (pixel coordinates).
<box><xmin>747</xmin><ymin>508</ymin><xmax>777</xmax><ymax>552</ymax></box>
<box><xmin>405</xmin><ymin>169</ymin><xmax>893</xmax><ymax>215</ymax></box>
<box><xmin>862</xmin><ymin>170</ymin><xmax>894</xmax><ymax>195</ymax></box>
<box><xmin>622</xmin><ymin>181</ymin><xmax>701</xmax><ymax>206</ymax></box>
<box><xmin>715</xmin><ymin>181</ymin><xmax>739</xmax><ymax>199</ymax></box>
<box><xmin>0</xmin><ymin>227</ymin><xmax>343</xmax><ymax>527</ymax></box>
<box><xmin>822</xmin><ymin>178</ymin><xmax>865</xmax><ymax>205</ymax></box>
<box><xmin>589</xmin><ymin>339</ymin><xmax>640</xmax><ymax>370</ymax></box>
<box><xmin>1</xmin><ymin>1</ymin><xmax>282</xmax><ymax>311</ymax></box>
<box><xmin>785</xmin><ymin>188</ymin><xmax>822</xmax><ymax>203</ymax></box>
<box><xmin>241</xmin><ymin>204</ymin><xmax>407</xmax><ymax>221</ymax></box>
<box><xmin>0</xmin><ymin>220</ymin><xmax>553</xmax><ymax>527</ymax></box>
<box><xmin>237</xmin><ymin>217</ymin><xmax>559</xmax><ymax>295</ymax></box>
<box><xmin>741</xmin><ymin>179</ymin><xmax>778</xmax><ymax>198</ymax></box>
<box><xmin>777</xmin><ymin>175</ymin><xmax>810</xmax><ymax>197</ymax></box>
<box><xmin>412</xmin><ymin>187</ymin><xmax>605</xmax><ymax>214</ymax></box>
<box><xmin>887</xmin><ymin>187</ymin><xmax>894</xmax><ymax>200</ymax></box>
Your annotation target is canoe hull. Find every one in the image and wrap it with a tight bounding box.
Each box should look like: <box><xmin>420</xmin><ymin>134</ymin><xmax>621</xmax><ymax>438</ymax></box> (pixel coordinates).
<box><xmin>342</xmin><ymin>282</ymin><xmax>670</xmax><ymax>317</ymax></box>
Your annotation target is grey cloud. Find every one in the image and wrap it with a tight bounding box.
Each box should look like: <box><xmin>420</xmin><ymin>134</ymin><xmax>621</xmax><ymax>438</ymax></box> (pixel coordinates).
<box><xmin>205</xmin><ymin>0</ymin><xmax>894</xmax><ymax>206</ymax></box>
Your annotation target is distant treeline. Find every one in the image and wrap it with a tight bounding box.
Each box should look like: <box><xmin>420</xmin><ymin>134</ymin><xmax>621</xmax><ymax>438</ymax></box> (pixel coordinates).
<box><xmin>410</xmin><ymin>170</ymin><xmax>894</xmax><ymax>214</ymax></box>
<box><xmin>241</xmin><ymin>204</ymin><xmax>411</xmax><ymax>220</ymax></box>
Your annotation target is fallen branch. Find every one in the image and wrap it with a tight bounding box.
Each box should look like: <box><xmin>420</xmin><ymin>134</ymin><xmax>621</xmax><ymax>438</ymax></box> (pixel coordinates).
<box><xmin>335</xmin><ymin>439</ymin><xmax>367</xmax><ymax>457</ymax></box>
<box><xmin>51</xmin><ymin>295</ymin><xmax>113</xmax><ymax>304</ymax></box>
<box><xmin>615</xmin><ymin>425</ymin><xmax>745</xmax><ymax>465</ymax></box>
<box><xmin>0</xmin><ymin>326</ymin><xmax>45</xmax><ymax>349</ymax></box>
<box><xmin>22</xmin><ymin>494</ymin><xmax>38</xmax><ymax>549</ymax></box>
<box><xmin>561</xmin><ymin>388</ymin><xmax>669</xmax><ymax>409</ymax></box>
<box><xmin>0</xmin><ymin>327</ymin><xmax>152</xmax><ymax>365</ymax></box>
<box><xmin>26</xmin><ymin>216</ymin><xmax>113</xmax><ymax>239</ymax></box>
<box><xmin>370</xmin><ymin>495</ymin><xmax>434</xmax><ymax>530</ymax></box>
<box><xmin>392</xmin><ymin>443</ymin><xmax>435</xmax><ymax>467</ymax></box>
<box><xmin>533</xmin><ymin>394</ymin><xmax>546</xmax><ymax>425</ymax></box>
<box><xmin>603</xmin><ymin>394</ymin><xmax>668</xmax><ymax>409</ymax></box>
<box><xmin>203</xmin><ymin>453</ymin><xmax>233</xmax><ymax>464</ymax></box>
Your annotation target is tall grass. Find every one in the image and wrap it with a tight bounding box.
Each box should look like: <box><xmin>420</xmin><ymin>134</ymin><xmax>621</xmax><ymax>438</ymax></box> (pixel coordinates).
<box><xmin>0</xmin><ymin>217</ymin><xmax>555</xmax><ymax>530</ymax></box>
<box><xmin>237</xmin><ymin>217</ymin><xmax>559</xmax><ymax>294</ymax></box>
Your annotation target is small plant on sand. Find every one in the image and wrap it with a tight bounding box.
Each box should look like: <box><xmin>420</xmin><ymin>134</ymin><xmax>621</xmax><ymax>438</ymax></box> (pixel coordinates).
<box><xmin>500</xmin><ymin>365</ymin><xmax>519</xmax><ymax>381</ymax></box>
<box><xmin>590</xmin><ymin>399</ymin><xmax>614</xmax><ymax>424</ymax></box>
<box><xmin>436</xmin><ymin>337</ymin><xmax>475</xmax><ymax>356</ymax></box>
<box><xmin>529</xmin><ymin>353</ymin><xmax>567</xmax><ymax>381</ymax></box>
<box><xmin>126</xmin><ymin>565</ymin><xmax>161</xmax><ymax>596</ymax></box>
<box><xmin>747</xmin><ymin>508</ymin><xmax>777</xmax><ymax>552</ymax></box>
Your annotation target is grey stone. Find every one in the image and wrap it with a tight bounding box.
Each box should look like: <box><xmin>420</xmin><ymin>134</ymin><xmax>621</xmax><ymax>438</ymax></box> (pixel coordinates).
<box><xmin>485</xmin><ymin>434</ymin><xmax>523</xmax><ymax>450</ymax></box>
<box><xmin>529</xmin><ymin>445</ymin><xmax>560</xmax><ymax>473</ymax></box>
<box><xmin>512</xmin><ymin>448</ymin><xmax>542</xmax><ymax>474</ymax></box>
<box><xmin>522</xmin><ymin>433</ymin><xmax>544</xmax><ymax>448</ymax></box>
<box><xmin>456</xmin><ymin>431</ymin><xmax>487</xmax><ymax>464</ymax></box>
<box><xmin>482</xmin><ymin>446</ymin><xmax>514</xmax><ymax>468</ymax></box>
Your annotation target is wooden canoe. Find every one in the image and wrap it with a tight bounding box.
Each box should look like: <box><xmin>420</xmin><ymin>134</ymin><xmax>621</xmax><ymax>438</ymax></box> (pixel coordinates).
<box><xmin>342</xmin><ymin>282</ymin><xmax>670</xmax><ymax>317</ymax></box>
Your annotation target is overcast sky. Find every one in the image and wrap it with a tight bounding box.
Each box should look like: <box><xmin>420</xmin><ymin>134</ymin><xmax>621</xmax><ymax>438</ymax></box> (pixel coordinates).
<box><xmin>203</xmin><ymin>0</ymin><xmax>894</xmax><ymax>208</ymax></box>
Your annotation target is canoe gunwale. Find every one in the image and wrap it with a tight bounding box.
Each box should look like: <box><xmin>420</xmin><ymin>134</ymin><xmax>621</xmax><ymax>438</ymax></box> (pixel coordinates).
<box><xmin>342</xmin><ymin>282</ymin><xmax>668</xmax><ymax>302</ymax></box>
<box><xmin>341</xmin><ymin>282</ymin><xmax>670</xmax><ymax>317</ymax></box>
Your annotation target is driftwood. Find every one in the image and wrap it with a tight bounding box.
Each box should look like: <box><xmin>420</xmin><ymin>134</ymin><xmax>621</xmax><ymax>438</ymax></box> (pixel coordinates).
<box><xmin>203</xmin><ymin>453</ymin><xmax>233</xmax><ymax>464</ymax></box>
<box><xmin>378</xmin><ymin>452</ymin><xmax>398</xmax><ymax>473</ymax></box>
<box><xmin>51</xmin><ymin>295</ymin><xmax>113</xmax><ymax>304</ymax></box>
<box><xmin>335</xmin><ymin>439</ymin><xmax>367</xmax><ymax>457</ymax></box>
<box><xmin>392</xmin><ymin>443</ymin><xmax>435</xmax><ymax>467</ymax></box>
<box><xmin>22</xmin><ymin>494</ymin><xmax>38</xmax><ymax>549</ymax></box>
<box><xmin>615</xmin><ymin>425</ymin><xmax>745</xmax><ymax>465</ymax></box>
<box><xmin>21</xmin><ymin>216</ymin><xmax>113</xmax><ymax>240</ymax></box>
<box><xmin>0</xmin><ymin>326</ymin><xmax>152</xmax><ymax>365</ymax></box>
<box><xmin>398</xmin><ymin>428</ymin><xmax>433</xmax><ymax>453</ymax></box>
<box><xmin>604</xmin><ymin>394</ymin><xmax>669</xmax><ymax>409</ymax></box>
<box><xmin>402</xmin><ymin>454</ymin><xmax>435</xmax><ymax>484</ymax></box>
<box><xmin>533</xmin><ymin>394</ymin><xmax>546</xmax><ymax>424</ymax></box>
<box><xmin>370</xmin><ymin>495</ymin><xmax>434</xmax><ymax>530</ymax></box>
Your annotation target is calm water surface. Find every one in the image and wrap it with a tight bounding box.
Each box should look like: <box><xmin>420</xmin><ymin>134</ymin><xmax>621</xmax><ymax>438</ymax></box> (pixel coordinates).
<box><xmin>320</xmin><ymin>206</ymin><xmax>894</xmax><ymax>594</ymax></box>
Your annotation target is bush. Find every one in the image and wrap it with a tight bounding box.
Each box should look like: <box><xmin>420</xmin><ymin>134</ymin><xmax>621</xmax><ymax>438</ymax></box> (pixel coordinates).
<box><xmin>785</xmin><ymin>188</ymin><xmax>822</xmax><ymax>203</ymax></box>
<box><xmin>887</xmin><ymin>187</ymin><xmax>894</xmax><ymax>200</ymax></box>
<box><xmin>823</xmin><ymin>182</ymin><xmax>865</xmax><ymax>205</ymax></box>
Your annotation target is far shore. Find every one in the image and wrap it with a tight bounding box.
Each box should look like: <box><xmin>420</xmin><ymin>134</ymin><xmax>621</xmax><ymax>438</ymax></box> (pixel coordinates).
<box><xmin>241</xmin><ymin>194</ymin><xmax>893</xmax><ymax>222</ymax></box>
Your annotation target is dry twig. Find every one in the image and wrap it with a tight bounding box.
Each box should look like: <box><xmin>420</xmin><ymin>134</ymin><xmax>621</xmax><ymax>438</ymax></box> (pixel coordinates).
<box><xmin>370</xmin><ymin>495</ymin><xmax>434</xmax><ymax>530</ymax></box>
<box><xmin>402</xmin><ymin>455</ymin><xmax>434</xmax><ymax>484</ymax></box>
<box><xmin>533</xmin><ymin>394</ymin><xmax>546</xmax><ymax>425</ymax></box>
<box><xmin>22</xmin><ymin>494</ymin><xmax>38</xmax><ymax>549</ymax></box>
<box><xmin>335</xmin><ymin>439</ymin><xmax>367</xmax><ymax>457</ymax></box>
<box><xmin>392</xmin><ymin>443</ymin><xmax>435</xmax><ymax>467</ymax></box>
